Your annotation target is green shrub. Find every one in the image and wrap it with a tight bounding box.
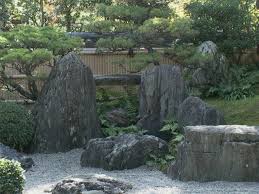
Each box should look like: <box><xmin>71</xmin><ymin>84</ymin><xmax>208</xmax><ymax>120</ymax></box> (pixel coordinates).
<box><xmin>102</xmin><ymin>125</ymin><xmax>141</xmax><ymax>137</ymax></box>
<box><xmin>97</xmin><ymin>86</ymin><xmax>139</xmax><ymax>131</ymax></box>
<box><xmin>0</xmin><ymin>159</ymin><xmax>25</xmax><ymax>194</ymax></box>
<box><xmin>207</xmin><ymin>66</ymin><xmax>258</xmax><ymax>100</ymax></box>
<box><xmin>146</xmin><ymin>120</ymin><xmax>184</xmax><ymax>172</ymax></box>
<box><xmin>0</xmin><ymin>102</ymin><xmax>34</xmax><ymax>151</ymax></box>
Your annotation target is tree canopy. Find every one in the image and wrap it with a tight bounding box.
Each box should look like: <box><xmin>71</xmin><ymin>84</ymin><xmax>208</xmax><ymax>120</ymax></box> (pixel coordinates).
<box><xmin>0</xmin><ymin>26</ymin><xmax>82</xmax><ymax>100</ymax></box>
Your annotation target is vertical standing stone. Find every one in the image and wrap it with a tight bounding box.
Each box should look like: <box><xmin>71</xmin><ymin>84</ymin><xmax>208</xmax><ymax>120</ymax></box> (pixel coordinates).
<box><xmin>32</xmin><ymin>52</ymin><xmax>101</xmax><ymax>153</ymax></box>
<box><xmin>137</xmin><ymin>65</ymin><xmax>187</xmax><ymax>132</ymax></box>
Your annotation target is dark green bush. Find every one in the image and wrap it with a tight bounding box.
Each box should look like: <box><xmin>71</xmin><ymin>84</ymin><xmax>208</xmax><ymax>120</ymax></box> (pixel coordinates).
<box><xmin>207</xmin><ymin>66</ymin><xmax>258</xmax><ymax>100</ymax></box>
<box><xmin>0</xmin><ymin>102</ymin><xmax>34</xmax><ymax>151</ymax></box>
<box><xmin>0</xmin><ymin>159</ymin><xmax>25</xmax><ymax>194</ymax></box>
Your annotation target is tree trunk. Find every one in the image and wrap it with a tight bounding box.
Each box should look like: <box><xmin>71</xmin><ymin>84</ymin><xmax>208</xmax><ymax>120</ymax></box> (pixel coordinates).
<box><xmin>65</xmin><ymin>10</ymin><xmax>72</xmax><ymax>32</ymax></box>
<box><xmin>40</xmin><ymin>0</ymin><xmax>44</xmax><ymax>26</ymax></box>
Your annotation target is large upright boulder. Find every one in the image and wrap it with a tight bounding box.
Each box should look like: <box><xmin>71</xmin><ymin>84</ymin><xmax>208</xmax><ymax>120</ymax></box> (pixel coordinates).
<box><xmin>32</xmin><ymin>52</ymin><xmax>101</xmax><ymax>153</ymax></box>
<box><xmin>177</xmin><ymin>96</ymin><xmax>225</xmax><ymax>126</ymax></box>
<box><xmin>137</xmin><ymin>65</ymin><xmax>187</xmax><ymax>132</ymax></box>
<box><xmin>168</xmin><ymin>125</ymin><xmax>259</xmax><ymax>182</ymax></box>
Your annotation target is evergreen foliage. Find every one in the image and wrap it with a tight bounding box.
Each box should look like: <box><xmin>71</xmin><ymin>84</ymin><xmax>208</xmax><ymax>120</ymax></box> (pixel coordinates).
<box><xmin>0</xmin><ymin>26</ymin><xmax>82</xmax><ymax>100</ymax></box>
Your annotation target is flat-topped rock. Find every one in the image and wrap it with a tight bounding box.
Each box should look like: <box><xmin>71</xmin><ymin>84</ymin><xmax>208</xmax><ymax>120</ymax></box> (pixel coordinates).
<box><xmin>168</xmin><ymin>125</ymin><xmax>259</xmax><ymax>182</ymax></box>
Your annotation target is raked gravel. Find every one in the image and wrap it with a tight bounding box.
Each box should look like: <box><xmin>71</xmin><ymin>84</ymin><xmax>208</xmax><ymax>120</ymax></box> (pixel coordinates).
<box><xmin>24</xmin><ymin>149</ymin><xmax>259</xmax><ymax>194</ymax></box>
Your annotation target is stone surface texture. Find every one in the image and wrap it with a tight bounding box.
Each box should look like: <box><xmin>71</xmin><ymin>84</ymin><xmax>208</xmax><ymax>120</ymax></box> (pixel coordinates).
<box><xmin>52</xmin><ymin>175</ymin><xmax>132</xmax><ymax>194</ymax></box>
<box><xmin>168</xmin><ymin>125</ymin><xmax>259</xmax><ymax>182</ymax></box>
<box><xmin>177</xmin><ymin>96</ymin><xmax>225</xmax><ymax>126</ymax></box>
<box><xmin>32</xmin><ymin>52</ymin><xmax>101</xmax><ymax>153</ymax></box>
<box><xmin>105</xmin><ymin>108</ymin><xmax>129</xmax><ymax>127</ymax></box>
<box><xmin>191</xmin><ymin>41</ymin><xmax>228</xmax><ymax>87</ymax></box>
<box><xmin>80</xmin><ymin>134</ymin><xmax>168</xmax><ymax>170</ymax></box>
<box><xmin>137</xmin><ymin>65</ymin><xmax>187</xmax><ymax>131</ymax></box>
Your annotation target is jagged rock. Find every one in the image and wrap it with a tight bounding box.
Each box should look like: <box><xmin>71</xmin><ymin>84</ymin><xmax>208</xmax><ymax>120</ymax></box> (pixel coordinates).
<box><xmin>105</xmin><ymin>108</ymin><xmax>129</xmax><ymax>127</ymax></box>
<box><xmin>52</xmin><ymin>175</ymin><xmax>132</xmax><ymax>194</ymax></box>
<box><xmin>0</xmin><ymin>143</ymin><xmax>34</xmax><ymax>170</ymax></box>
<box><xmin>177</xmin><ymin>96</ymin><xmax>225</xmax><ymax>126</ymax></box>
<box><xmin>137</xmin><ymin>65</ymin><xmax>187</xmax><ymax>132</ymax></box>
<box><xmin>168</xmin><ymin>125</ymin><xmax>259</xmax><ymax>182</ymax></box>
<box><xmin>80</xmin><ymin>134</ymin><xmax>168</xmax><ymax>170</ymax></box>
<box><xmin>32</xmin><ymin>52</ymin><xmax>102</xmax><ymax>153</ymax></box>
<box><xmin>191</xmin><ymin>41</ymin><xmax>228</xmax><ymax>87</ymax></box>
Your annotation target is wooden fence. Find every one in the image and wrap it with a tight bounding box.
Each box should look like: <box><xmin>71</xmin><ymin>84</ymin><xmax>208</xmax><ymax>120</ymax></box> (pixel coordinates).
<box><xmin>1</xmin><ymin>48</ymin><xmax>258</xmax><ymax>101</ymax></box>
<box><xmin>0</xmin><ymin>50</ymin><xmax>175</xmax><ymax>101</ymax></box>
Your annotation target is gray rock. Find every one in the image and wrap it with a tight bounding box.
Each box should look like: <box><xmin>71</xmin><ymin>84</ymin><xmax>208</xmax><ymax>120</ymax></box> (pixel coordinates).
<box><xmin>137</xmin><ymin>65</ymin><xmax>187</xmax><ymax>132</ymax></box>
<box><xmin>32</xmin><ymin>52</ymin><xmax>102</xmax><ymax>153</ymax></box>
<box><xmin>168</xmin><ymin>125</ymin><xmax>259</xmax><ymax>182</ymax></box>
<box><xmin>52</xmin><ymin>175</ymin><xmax>132</xmax><ymax>194</ymax></box>
<box><xmin>177</xmin><ymin>96</ymin><xmax>225</xmax><ymax>126</ymax></box>
<box><xmin>191</xmin><ymin>41</ymin><xmax>228</xmax><ymax>87</ymax></box>
<box><xmin>105</xmin><ymin>108</ymin><xmax>129</xmax><ymax>127</ymax></box>
<box><xmin>0</xmin><ymin>143</ymin><xmax>34</xmax><ymax>170</ymax></box>
<box><xmin>191</xmin><ymin>68</ymin><xmax>210</xmax><ymax>86</ymax></box>
<box><xmin>198</xmin><ymin>40</ymin><xmax>218</xmax><ymax>55</ymax></box>
<box><xmin>80</xmin><ymin>134</ymin><xmax>168</xmax><ymax>170</ymax></box>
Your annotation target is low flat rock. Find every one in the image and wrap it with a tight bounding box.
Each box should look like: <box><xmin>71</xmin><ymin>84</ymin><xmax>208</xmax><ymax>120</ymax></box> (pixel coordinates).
<box><xmin>168</xmin><ymin>125</ymin><xmax>259</xmax><ymax>182</ymax></box>
<box><xmin>80</xmin><ymin>134</ymin><xmax>168</xmax><ymax>170</ymax></box>
<box><xmin>52</xmin><ymin>175</ymin><xmax>132</xmax><ymax>194</ymax></box>
<box><xmin>0</xmin><ymin>143</ymin><xmax>34</xmax><ymax>170</ymax></box>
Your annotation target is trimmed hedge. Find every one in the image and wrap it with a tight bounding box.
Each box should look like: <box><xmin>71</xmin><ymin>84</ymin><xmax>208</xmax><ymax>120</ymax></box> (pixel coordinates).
<box><xmin>0</xmin><ymin>102</ymin><xmax>34</xmax><ymax>151</ymax></box>
<box><xmin>0</xmin><ymin>158</ymin><xmax>25</xmax><ymax>194</ymax></box>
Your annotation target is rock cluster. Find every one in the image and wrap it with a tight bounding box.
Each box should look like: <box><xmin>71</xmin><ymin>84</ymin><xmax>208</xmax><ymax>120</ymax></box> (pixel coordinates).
<box><xmin>137</xmin><ymin>64</ymin><xmax>225</xmax><ymax>133</ymax></box>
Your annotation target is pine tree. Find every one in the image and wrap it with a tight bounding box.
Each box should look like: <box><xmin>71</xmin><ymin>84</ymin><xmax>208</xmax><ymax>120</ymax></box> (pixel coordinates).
<box><xmin>86</xmin><ymin>0</ymin><xmax>174</xmax><ymax>68</ymax></box>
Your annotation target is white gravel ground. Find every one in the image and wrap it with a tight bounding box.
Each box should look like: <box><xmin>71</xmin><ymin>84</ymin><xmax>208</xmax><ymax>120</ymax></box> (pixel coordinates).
<box><xmin>24</xmin><ymin>149</ymin><xmax>259</xmax><ymax>194</ymax></box>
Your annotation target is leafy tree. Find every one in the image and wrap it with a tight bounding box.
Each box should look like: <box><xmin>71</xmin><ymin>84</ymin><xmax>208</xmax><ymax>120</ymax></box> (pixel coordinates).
<box><xmin>54</xmin><ymin>0</ymin><xmax>104</xmax><ymax>31</ymax></box>
<box><xmin>0</xmin><ymin>0</ymin><xmax>13</xmax><ymax>31</ymax></box>
<box><xmin>86</xmin><ymin>0</ymin><xmax>174</xmax><ymax>67</ymax></box>
<box><xmin>18</xmin><ymin>0</ymin><xmax>46</xmax><ymax>26</ymax></box>
<box><xmin>0</xmin><ymin>26</ymin><xmax>82</xmax><ymax>100</ymax></box>
<box><xmin>185</xmin><ymin>0</ymin><xmax>259</xmax><ymax>63</ymax></box>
